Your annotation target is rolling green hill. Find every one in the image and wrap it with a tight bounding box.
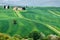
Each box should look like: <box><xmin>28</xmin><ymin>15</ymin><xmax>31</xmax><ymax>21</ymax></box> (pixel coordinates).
<box><xmin>0</xmin><ymin>6</ymin><xmax>60</xmax><ymax>37</ymax></box>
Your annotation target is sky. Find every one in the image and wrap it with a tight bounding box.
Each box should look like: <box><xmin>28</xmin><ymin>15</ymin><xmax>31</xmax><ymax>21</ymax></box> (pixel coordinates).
<box><xmin>0</xmin><ymin>0</ymin><xmax>60</xmax><ymax>7</ymax></box>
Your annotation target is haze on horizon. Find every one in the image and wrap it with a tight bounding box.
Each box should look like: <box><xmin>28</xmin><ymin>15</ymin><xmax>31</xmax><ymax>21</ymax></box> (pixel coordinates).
<box><xmin>0</xmin><ymin>0</ymin><xmax>60</xmax><ymax>7</ymax></box>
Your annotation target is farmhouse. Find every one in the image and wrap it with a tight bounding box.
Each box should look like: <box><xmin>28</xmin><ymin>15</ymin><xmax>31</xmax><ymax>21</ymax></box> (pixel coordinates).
<box><xmin>18</xmin><ymin>8</ymin><xmax>23</xmax><ymax>11</ymax></box>
<box><xmin>13</xmin><ymin>6</ymin><xmax>26</xmax><ymax>11</ymax></box>
<box><xmin>13</xmin><ymin>7</ymin><xmax>17</xmax><ymax>10</ymax></box>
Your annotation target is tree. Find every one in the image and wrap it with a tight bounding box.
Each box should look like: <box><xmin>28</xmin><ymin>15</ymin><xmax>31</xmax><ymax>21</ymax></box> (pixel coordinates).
<box><xmin>13</xmin><ymin>20</ymin><xmax>17</xmax><ymax>24</ymax></box>
<box><xmin>28</xmin><ymin>31</ymin><xmax>40</xmax><ymax>40</ymax></box>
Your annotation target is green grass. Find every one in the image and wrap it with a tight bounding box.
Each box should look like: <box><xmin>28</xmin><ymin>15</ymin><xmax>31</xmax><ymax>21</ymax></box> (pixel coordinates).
<box><xmin>0</xmin><ymin>6</ymin><xmax>60</xmax><ymax>37</ymax></box>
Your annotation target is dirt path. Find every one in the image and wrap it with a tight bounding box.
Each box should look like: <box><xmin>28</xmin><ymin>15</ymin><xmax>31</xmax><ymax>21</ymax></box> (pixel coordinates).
<box><xmin>15</xmin><ymin>10</ymin><xmax>24</xmax><ymax>18</ymax></box>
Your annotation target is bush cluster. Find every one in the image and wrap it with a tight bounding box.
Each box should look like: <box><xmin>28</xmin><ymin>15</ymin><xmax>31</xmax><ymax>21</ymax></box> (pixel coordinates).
<box><xmin>0</xmin><ymin>31</ymin><xmax>60</xmax><ymax>40</ymax></box>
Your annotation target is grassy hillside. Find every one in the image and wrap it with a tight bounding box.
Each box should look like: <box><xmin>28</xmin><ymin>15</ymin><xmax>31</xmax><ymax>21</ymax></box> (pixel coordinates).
<box><xmin>0</xmin><ymin>6</ymin><xmax>60</xmax><ymax>37</ymax></box>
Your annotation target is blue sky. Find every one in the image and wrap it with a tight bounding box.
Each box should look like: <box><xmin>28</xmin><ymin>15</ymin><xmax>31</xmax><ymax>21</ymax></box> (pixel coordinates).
<box><xmin>0</xmin><ymin>0</ymin><xmax>60</xmax><ymax>7</ymax></box>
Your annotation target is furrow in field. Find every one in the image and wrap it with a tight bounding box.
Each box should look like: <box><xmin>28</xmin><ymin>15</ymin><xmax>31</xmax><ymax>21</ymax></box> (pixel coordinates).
<box><xmin>24</xmin><ymin>18</ymin><xmax>60</xmax><ymax>35</ymax></box>
<box><xmin>6</xmin><ymin>19</ymin><xmax>19</xmax><ymax>36</ymax></box>
<box><xmin>6</xmin><ymin>20</ymin><xmax>13</xmax><ymax>33</ymax></box>
<box><xmin>52</xmin><ymin>10</ymin><xmax>60</xmax><ymax>15</ymax></box>
<box><xmin>15</xmin><ymin>10</ymin><xmax>60</xmax><ymax>36</ymax></box>
<box><xmin>0</xmin><ymin>20</ymin><xmax>9</xmax><ymax>33</ymax></box>
<box><xmin>15</xmin><ymin>20</ymin><xmax>39</xmax><ymax>37</ymax></box>
<box><xmin>48</xmin><ymin>10</ymin><xmax>60</xmax><ymax>17</ymax></box>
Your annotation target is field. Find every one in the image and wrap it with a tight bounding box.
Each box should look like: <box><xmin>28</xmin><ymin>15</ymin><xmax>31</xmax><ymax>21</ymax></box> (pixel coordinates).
<box><xmin>0</xmin><ymin>6</ymin><xmax>60</xmax><ymax>37</ymax></box>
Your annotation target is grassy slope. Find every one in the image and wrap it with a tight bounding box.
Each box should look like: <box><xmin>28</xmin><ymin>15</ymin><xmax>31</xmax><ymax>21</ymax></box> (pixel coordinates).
<box><xmin>0</xmin><ymin>6</ymin><xmax>60</xmax><ymax>37</ymax></box>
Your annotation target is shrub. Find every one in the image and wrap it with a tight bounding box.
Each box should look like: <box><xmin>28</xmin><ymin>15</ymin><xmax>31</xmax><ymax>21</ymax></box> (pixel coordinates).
<box><xmin>12</xmin><ymin>34</ymin><xmax>22</xmax><ymax>40</ymax></box>
<box><xmin>0</xmin><ymin>33</ymin><xmax>11</xmax><ymax>40</ymax></box>
<box><xmin>28</xmin><ymin>31</ymin><xmax>40</xmax><ymax>40</ymax></box>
